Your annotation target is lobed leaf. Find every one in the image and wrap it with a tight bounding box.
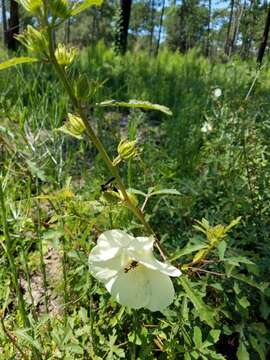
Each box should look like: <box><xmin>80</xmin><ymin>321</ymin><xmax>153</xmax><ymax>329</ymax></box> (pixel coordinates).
<box><xmin>97</xmin><ymin>99</ymin><xmax>173</xmax><ymax>115</ymax></box>
<box><xmin>179</xmin><ymin>276</ymin><xmax>216</xmax><ymax>328</ymax></box>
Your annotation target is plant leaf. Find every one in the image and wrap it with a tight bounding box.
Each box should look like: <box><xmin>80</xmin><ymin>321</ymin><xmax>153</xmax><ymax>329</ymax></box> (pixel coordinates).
<box><xmin>149</xmin><ymin>188</ymin><xmax>181</xmax><ymax>197</ymax></box>
<box><xmin>193</xmin><ymin>326</ymin><xmax>203</xmax><ymax>349</ymax></box>
<box><xmin>179</xmin><ymin>276</ymin><xmax>216</xmax><ymax>328</ymax></box>
<box><xmin>15</xmin><ymin>330</ymin><xmax>43</xmax><ymax>352</ymax></box>
<box><xmin>237</xmin><ymin>342</ymin><xmax>250</xmax><ymax>360</ymax></box>
<box><xmin>231</xmin><ymin>273</ymin><xmax>269</xmax><ymax>292</ymax></box>
<box><xmin>71</xmin><ymin>0</ymin><xmax>103</xmax><ymax>16</ymax></box>
<box><xmin>97</xmin><ymin>99</ymin><xmax>172</xmax><ymax>115</ymax></box>
<box><xmin>0</xmin><ymin>57</ymin><xmax>39</xmax><ymax>71</ymax></box>
<box><xmin>170</xmin><ymin>243</ymin><xmax>207</xmax><ymax>261</ymax></box>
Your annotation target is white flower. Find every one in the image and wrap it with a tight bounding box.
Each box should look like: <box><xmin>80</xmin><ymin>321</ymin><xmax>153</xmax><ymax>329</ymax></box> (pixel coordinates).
<box><xmin>88</xmin><ymin>229</ymin><xmax>181</xmax><ymax>311</ymax></box>
<box><xmin>201</xmin><ymin>122</ymin><xmax>213</xmax><ymax>133</ymax></box>
<box><xmin>213</xmin><ymin>88</ymin><xmax>222</xmax><ymax>98</ymax></box>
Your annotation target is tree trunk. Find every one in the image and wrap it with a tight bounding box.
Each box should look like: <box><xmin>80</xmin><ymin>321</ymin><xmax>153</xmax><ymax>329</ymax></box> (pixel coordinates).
<box><xmin>257</xmin><ymin>4</ymin><xmax>270</xmax><ymax>65</ymax></box>
<box><xmin>155</xmin><ymin>0</ymin><xmax>165</xmax><ymax>55</ymax></box>
<box><xmin>65</xmin><ymin>18</ymin><xmax>71</xmax><ymax>43</ymax></box>
<box><xmin>205</xmin><ymin>0</ymin><xmax>212</xmax><ymax>57</ymax></box>
<box><xmin>115</xmin><ymin>0</ymin><xmax>133</xmax><ymax>54</ymax></box>
<box><xmin>225</xmin><ymin>0</ymin><xmax>235</xmax><ymax>55</ymax></box>
<box><xmin>6</xmin><ymin>0</ymin><xmax>19</xmax><ymax>51</ymax></box>
<box><xmin>1</xmin><ymin>0</ymin><xmax>7</xmax><ymax>46</ymax></box>
<box><xmin>231</xmin><ymin>3</ymin><xmax>244</xmax><ymax>54</ymax></box>
<box><xmin>149</xmin><ymin>0</ymin><xmax>155</xmax><ymax>53</ymax></box>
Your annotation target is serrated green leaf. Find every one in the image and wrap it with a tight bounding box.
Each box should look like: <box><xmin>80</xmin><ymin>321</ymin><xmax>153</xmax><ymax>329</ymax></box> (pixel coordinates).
<box><xmin>224</xmin><ymin>256</ymin><xmax>254</xmax><ymax>266</ymax></box>
<box><xmin>231</xmin><ymin>273</ymin><xmax>269</xmax><ymax>292</ymax></box>
<box><xmin>71</xmin><ymin>0</ymin><xmax>103</xmax><ymax>16</ymax></box>
<box><xmin>0</xmin><ymin>57</ymin><xmax>39</xmax><ymax>70</ymax></box>
<box><xmin>179</xmin><ymin>276</ymin><xmax>216</xmax><ymax>328</ymax></box>
<box><xmin>170</xmin><ymin>243</ymin><xmax>207</xmax><ymax>261</ymax></box>
<box><xmin>97</xmin><ymin>99</ymin><xmax>172</xmax><ymax>115</ymax></box>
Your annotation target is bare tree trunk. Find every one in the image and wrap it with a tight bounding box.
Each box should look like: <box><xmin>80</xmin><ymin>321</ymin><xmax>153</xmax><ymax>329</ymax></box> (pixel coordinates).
<box><xmin>1</xmin><ymin>0</ymin><xmax>7</xmax><ymax>46</ymax></box>
<box><xmin>231</xmin><ymin>2</ymin><xmax>244</xmax><ymax>54</ymax></box>
<box><xmin>6</xmin><ymin>0</ymin><xmax>19</xmax><ymax>51</ymax></box>
<box><xmin>225</xmin><ymin>0</ymin><xmax>235</xmax><ymax>55</ymax></box>
<box><xmin>115</xmin><ymin>0</ymin><xmax>133</xmax><ymax>54</ymax></box>
<box><xmin>205</xmin><ymin>0</ymin><xmax>212</xmax><ymax>57</ymax></box>
<box><xmin>155</xmin><ymin>0</ymin><xmax>165</xmax><ymax>55</ymax></box>
<box><xmin>65</xmin><ymin>18</ymin><xmax>71</xmax><ymax>43</ymax></box>
<box><xmin>149</xmin><ymin>0</ymin><xmax>155</xmax><ymax>52</ymax></box>
<box><xmin>257</xmin><ymin>4</ymin><xmax>270</xmax><ymax>65</ymax></box>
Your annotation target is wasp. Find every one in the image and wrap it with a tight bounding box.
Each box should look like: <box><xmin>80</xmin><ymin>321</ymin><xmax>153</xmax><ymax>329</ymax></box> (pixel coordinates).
<box><xmin>124</xmin><ymin>260</ymin><xmax>138</xmax><ymax>273</ymax></box>
<box><xmin>100</xmin><ymin>177</ymin><xmax>117</xmax><ymax>192</ymax></box>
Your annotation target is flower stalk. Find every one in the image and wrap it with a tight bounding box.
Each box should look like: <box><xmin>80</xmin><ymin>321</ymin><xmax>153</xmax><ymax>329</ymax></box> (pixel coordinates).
<box><xmin>45</xmin><ymin>23</ymin><xmax>167</xmax><ymax>260</ymax></box>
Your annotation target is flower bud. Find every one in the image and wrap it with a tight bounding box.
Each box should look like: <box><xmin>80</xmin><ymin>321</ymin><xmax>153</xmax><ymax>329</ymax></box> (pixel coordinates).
<box><xmin>66</xmin><ymin>113</ymin><xmax>85</xmax><ymax>135</ymax></box>
<box><xmin>15</xmin><ymin>26</ymin><xmax>49</xmax><ymax>60</ymax></box>
<box><xmin>56</xmin><ymin>113</ymin><xmax>86</xmax><ymax>139</ymax></box>
<box><xmin>55</xmin><ymin>44</ymin><xmax>77</xmax><ymax>66</ymax></box>
<box><xmin>18</xmin><ymin>0</ymin><xmax>43</xmax><ymax>14</ymax></box>
<box><xmin>118</xmin><ymin>139</ymin><xmax>137</xmax><ymax>159</ymax></box>
<box><xmin>113</xmin><ymin>139</ymin><xmax>138</xmax><ymax>165</ymax></box>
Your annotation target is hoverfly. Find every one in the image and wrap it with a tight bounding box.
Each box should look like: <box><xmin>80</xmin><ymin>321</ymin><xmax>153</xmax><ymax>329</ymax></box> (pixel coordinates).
<box><xmin>124</xmin><ymin>260</ymin><xmax>138</xmax><ymax>273</ymax></box>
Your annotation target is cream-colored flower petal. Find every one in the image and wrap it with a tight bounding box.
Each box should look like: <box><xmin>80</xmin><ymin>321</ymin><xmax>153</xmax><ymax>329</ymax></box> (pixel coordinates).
<box><xmin>98</xmin><ymin>229</ymin><xmax>134</xmax><ymax>248</ymax></box>
<box><xmin>139</xmin><ymin>256</ymin><xmax>181</xmax><ymax>277</ymax></box>
<box><xmin>89</xmin><ymin>245</ymin><xmax>120</xmax><ymax>262</ymax></box>
<box><xmin>89</xmin><ymin>253</ymin><xmax>129</xmax><ymax>282</ymax></box>
<box><xmin>90</xmin><ymin>229</ymin><xmax>134</xmax><ymax>262</ymax></box>
<box><xmin>133</xmin><ymin>236</ymin><xmax>155</xmax><ymax>252</ymax></box>
<box><xmin>128</xmin><ymin>236</ymin><xmax>181</xmax><ymax>277</ymax></box>
<box><xmin>144</xmin><ymin>268</ymin><xmax>176</xmax><ymax>311</ymax></box>
<box><xmin>105</xmin><ymin>265</ymin><xmax>149</xmax><ymax>309</ymax></box>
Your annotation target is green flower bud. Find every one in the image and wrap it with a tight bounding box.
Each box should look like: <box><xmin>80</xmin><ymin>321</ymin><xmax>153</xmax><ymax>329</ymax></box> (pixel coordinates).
<box><xmin>56</xmin><ymin>113</ymin><xmax>86</xmax><ymax>139</ymax></box>
<box><xmin>66</xmin><ymin>113</ymin><xmax>86</xmax><ymax>135</ymax></box>
<box><xmin>18</xmin><ymin>0</ymin><xmax>43</xmax><ymax>14</ymax></box>
<box><xmin>113</xmin><ymin>139</ymin><xmax>138</xmax><ymax>165</ymax></box>
<box><xmin>15</xmin><ymin>26</ymin><xmax>49</xmax><ymax>60</ymax></box>
<box><xmin>118</xmin><ymin>139</ymin><xmax>137</xmax><ymax>159</ymax></box>
<box><xmin>55</xmin><ymin>44</ymin><xmax>77</xmax><ymax>66</ymax></box>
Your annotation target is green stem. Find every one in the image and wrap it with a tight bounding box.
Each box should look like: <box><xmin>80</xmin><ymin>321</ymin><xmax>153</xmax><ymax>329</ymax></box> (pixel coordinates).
<box><xmin>0</xmin><ymin>181</ymin><xmax>29</xmax><ymax>328</ymax></box>
<box><xmin>45</xmin><ymin>25</ymin><xmax>167</xmax><ymax>260</ymax></box>
<box><xmin>34</xmin><ymin>194</ymin><xmax>51</xmax><ymax>336</ymax></box>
